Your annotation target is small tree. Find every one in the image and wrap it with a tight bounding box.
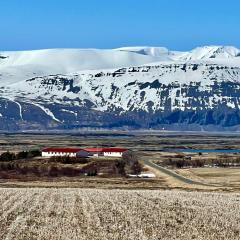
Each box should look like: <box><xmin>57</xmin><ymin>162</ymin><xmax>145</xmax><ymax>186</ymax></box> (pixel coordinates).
<box><xmin>122</xmin><ymin>150</ymin><xmax>138</xmax><ymax>166</ymax></box>
<box><xmin>122</xmin><ymin>151</ymin><xmax>138</xmax><ymax>166</ymax></box>
<box><xmin>122</xmin><ymin>150</ymin><xmax>143</xmax><ymax>175</ymax></box>
<box><xmin>114</xmin><ymin>160</ymin><xmax>126</xmax><ymax>176</ymax></box>
<box><xmin>29</xmin><ymin>149</ymin><xmax>41</xmax><ymax>157</ymax></box>
<box><xmin>130</xmin><ymin>161</ymin><xmax>142</xmax><ymax>175</ymax></box>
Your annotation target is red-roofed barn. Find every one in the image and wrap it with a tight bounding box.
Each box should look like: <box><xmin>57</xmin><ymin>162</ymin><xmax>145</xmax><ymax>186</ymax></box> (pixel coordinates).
<box><xmin>42</xmin><ymin>148</ymin><xmax>88</xmax><ymax>158</ymax></box>
<box><xmin>42</xmin><ymin>147</ymin><xmax>128</xmax><ymax>158</ymax></box>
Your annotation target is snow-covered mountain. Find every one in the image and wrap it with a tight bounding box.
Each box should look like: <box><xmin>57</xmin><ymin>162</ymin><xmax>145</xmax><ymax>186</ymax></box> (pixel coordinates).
<box><xmin>117</xmin><ymin>45</ymin><xmax>240</xmax><ymax>61</ymax></box>
<box><xmin>0</xmin><ymin>48</ymin><xmax>161</xmax><ymax>84</ymax></box>
<box><xmin>1</xmin><ymin>46</ymin><xmax>240</xmax><ymax>131</ymax></box>
<box><xmin>176</xmin><ymin>46</ymin><xmax>240</xmax><ymax>61</ymax></box>
<box><xmin>116</xmin><ymin>46</ymin><xmax>172</xmax><ymax>59</ymax></box>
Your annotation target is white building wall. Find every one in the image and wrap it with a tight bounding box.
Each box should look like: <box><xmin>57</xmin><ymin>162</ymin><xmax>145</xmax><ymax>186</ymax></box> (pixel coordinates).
<box><xmin>42</xmin><ymin>150</ymin><xmax>126</xmax><ymax>158</ymax></box>
<box><xmin>42</xmin><ymin>152</ymin><xmax>77</xmax><ymax>157</ymax></box>
<box><xmin>103</xmin><ymin>152</ymin><xmax>123</xmax><ymax>157</ymax></box>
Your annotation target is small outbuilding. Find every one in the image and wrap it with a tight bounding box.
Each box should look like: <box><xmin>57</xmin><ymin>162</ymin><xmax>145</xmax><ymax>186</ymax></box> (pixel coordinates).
<box><xmin>84</xmin><ymin>147</ymin><xmax>128</xmax><ymax>157</ymax></box>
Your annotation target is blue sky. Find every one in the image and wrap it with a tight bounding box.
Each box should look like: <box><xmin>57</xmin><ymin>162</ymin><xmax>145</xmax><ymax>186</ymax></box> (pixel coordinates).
<box><xmin>1</xmin><ymin>0</ymin><xmax>240</xmax><ymax>51</ymax></box>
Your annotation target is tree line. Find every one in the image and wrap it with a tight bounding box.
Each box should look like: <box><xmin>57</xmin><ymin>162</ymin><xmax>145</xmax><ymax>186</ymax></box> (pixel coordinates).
<box><xmin>162</xmin><ymin>154</ymin><xmax>240</xmax><ymax>168</ymax></box>
<box><xmin>0</xmin><ymin>150</ymin><xmax>142</xmax><ymax>178</ymax></box>
<box><xmin>0</xmin><ymin>150</ymin><xmax>41</xmax><ymax>161</ymax></box>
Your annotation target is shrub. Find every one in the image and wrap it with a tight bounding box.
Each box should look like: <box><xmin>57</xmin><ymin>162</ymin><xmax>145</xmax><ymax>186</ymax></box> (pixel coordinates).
<box><xmin>130</xmin><ymin>161</ymin><xmax>142</xmax><ymax>175</ymax></box>
<box><xmin>0</xmin><ymin>162</ymin><xmax>13</xmax><ymax>171</ymax></box>
<box><xmin>49</xmin><ymin>156</ymin><xmax>89</xmax><ymax>164</ymax></box>
<box><xmin>0</xmin><ymin>151</ymin><xmax>16</xmax><ymax>161</ymax></box>
<box><xmin>60</xmin><ymin>167</ymin><xmax>82</xmax><ymax>177</ymax></box>
<box><xmin>86</xmin><ymin>169</ymin><xmax>98</xmax><ymax>176</ymax></box>
<box><xmin>28</xmin><ymin>149</ymin><xmax>41</xmax><ymax>157</ymax></box>
<box><xmin>17</xmin><ymin>166</ymin><xmax>29</xmax><ymax>175</ymax></box>
<box><xmin>114</xmin><ymin>160</ymin><xmax>126</xmax><ymax>176</ymax></box>
<box><xmin>16</xmin><ymin>151</ymin><xmax>28</xmax><ymax>159</ymax></box>
<box><xmin>48</xmin><ymin>166</ymin><xmax>59</xmax><ymax>177</ymax></box>
<box><xmin>176</xmin><ymin>160</ymin><xmax>185</xmax><ymax>168</ymax></box>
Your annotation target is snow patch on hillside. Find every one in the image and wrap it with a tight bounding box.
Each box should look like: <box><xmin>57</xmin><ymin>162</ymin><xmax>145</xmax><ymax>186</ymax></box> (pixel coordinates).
<box><xmin>31</xmin><ymin>102</ymin><xmax>61</xmax><ymax>123</ymax></box>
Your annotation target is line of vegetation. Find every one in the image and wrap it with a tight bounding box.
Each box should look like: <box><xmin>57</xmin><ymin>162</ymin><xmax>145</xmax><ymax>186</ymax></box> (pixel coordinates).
<box><xmin>49</xmin><ymin>156</ymin><xmax>89</xmax><ymax>164</ymax></box>
<box><xmin>0</xmin><ymin>150</ymin><xmax>41</xmax><ymax>161</ymax></box>
<box><xmin>0</xmin><ymin>150</ymin><xmax>143</xmax><ymax>179</ymax></box>
<box><xmin>0</xmin><ymin>163</ymin><xmax>86</xmax><ymax>178</ymax></box>
<box><xmin>160</xmin><ymin>153</ymin><xmax>240</xmax><ymax>168</ymax></box>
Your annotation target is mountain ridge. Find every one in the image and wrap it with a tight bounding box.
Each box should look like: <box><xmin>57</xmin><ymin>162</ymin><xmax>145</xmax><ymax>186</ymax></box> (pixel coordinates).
<box><xmin>0</xmin><ymin>45</ymin><xmax>240</xmax><ymax>131</ymax></box>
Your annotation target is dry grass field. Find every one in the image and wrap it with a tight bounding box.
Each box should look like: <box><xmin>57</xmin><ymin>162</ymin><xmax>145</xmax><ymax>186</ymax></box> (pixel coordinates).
<box><xmin>1</xmin><ymin>133</ymin><xmax>240</xmax><ymax>239</ymax></box>
<box><xmin>0</xmin><ymin>188</ymin><xmax>239</xmax><ymax>240</ymax></box>
<box><xmin>176</xmin><ymin>167</ymin><xmax>240</xmax><ymax>189</ymax></box>
<box><xmin>1</xmin><ymin>132</ymin><xmax>240</xmax><ymax>191</ymax></box>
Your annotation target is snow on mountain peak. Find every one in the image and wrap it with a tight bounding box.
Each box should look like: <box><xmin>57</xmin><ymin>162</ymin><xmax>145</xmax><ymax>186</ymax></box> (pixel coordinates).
<box><xmin>0</xmin><ymin>48</ymin><xmax>160</xmax><ymax>85</ymax></box>
<box><xmin>178</xmin><ymin>46</ymin><xmax>240</xmax><ymax>61</ymax></box>
<box><xmin>116</xmin><ymin>46</ymin><xmax>170</xmax><ymax>57</ymax></box>
<box><xmin>116</xmin><ymin>45</ymin><xmax>240</xmax><ymax>62</ymax></box>
<box><xmin>0</xmin><ymin>45</ymin><xmax>240</xmax><ymax>86</ymax></box>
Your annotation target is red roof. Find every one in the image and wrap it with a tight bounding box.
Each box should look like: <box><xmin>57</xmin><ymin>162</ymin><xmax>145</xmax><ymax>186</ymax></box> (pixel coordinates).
<box><xmin>83</xmin><ymin>147</ymin><xmax>128</xmax><ymax>153</ymax></box>
<box><xmin>42</xmin><ymin>148</ymin><xmax>84</xmax><ymax>153</ymax></box>
<box><xmin>42</xmin><ymin>147</ymin><xmax>128</xmax><ymax>153</ymax></box>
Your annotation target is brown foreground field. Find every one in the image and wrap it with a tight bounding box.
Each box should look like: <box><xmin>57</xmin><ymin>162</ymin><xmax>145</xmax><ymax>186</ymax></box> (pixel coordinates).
<box><xmin>0</xmin><ymin>188</ymin><xmax>239</xmax><ymax>240</ymax></box>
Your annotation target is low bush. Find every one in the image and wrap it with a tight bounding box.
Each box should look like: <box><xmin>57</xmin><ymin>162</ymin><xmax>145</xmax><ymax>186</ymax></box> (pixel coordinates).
<box><xmin>114</xmin><ymin>160</ymin><xmax>126</xmax><ymax>176</ymax></box>
<box><xmin>0</xmin><ymin>152</ymin><xmax>16</xmax><ymax>161</ymax></box>
<box><xmin>48</xmin><ymin>166</ymin><xmax>59</xmax><ymax>177</ymax></box>
<box><xmin>49</xmin><ymin>156</ymin><xmax>89</xmax><ymax>164</ymax></box>
<box><xmin>0</xmin><ymin>162</ymin><xmax>15</xmax><ymax>171</ymax></box>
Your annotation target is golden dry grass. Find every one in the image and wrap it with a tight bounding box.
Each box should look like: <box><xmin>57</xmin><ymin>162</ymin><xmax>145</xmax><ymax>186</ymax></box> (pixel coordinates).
<box><xmin>0</xmin><ymin>188</ymin><xmax>240</xmax><ymax>240</ymax></box>
<box><xmin>176</xmin><ymin>167</ymin><xmax>240</xmax><ymax>189</ymax></box>
<box><xmin>0</xmin><ymin>177</ymin><xmax>169</xmax><ymax>190</ymax></box>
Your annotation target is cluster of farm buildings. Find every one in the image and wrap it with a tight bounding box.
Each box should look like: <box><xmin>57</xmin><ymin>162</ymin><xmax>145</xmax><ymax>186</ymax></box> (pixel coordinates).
<box><xmin>42</xmin><ymin>147</ymin><xmax>128</xmax><ymax>158</ymax></box>
<box><xmin>41</xmin><ymin>147</ymin><xmax>157</xmax><ymax>178</ymax></box>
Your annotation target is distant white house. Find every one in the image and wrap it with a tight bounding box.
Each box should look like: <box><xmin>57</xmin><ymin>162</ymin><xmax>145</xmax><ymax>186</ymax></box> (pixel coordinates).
<box><xmin>83</xmin><ymin>148</ymin><xmax>128</xmax><ymax>157</ymax></box>
<box><xmin>42</xmin><ymin>147</ymin><xmax>128</xmax><ymax>158</ymax></box>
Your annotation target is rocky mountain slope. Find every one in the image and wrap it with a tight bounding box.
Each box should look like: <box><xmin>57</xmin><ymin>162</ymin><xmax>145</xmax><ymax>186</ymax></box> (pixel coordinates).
<box><xmin>0</xmin><ymin>46</ymin><xmax>240</xmax><ymax>131</ymax></box>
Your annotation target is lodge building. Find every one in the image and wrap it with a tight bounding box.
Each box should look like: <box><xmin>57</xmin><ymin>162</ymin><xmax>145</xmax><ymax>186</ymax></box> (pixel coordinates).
<box><xmin>41</xmin><ymin>147</ymin><xmax>128</xmax><ymax>158</ymax></box>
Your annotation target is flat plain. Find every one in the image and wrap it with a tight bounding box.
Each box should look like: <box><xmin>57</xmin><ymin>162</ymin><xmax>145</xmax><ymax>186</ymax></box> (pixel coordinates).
<box><xmin>1</xmin><ymin>132</ymin><xmax>240</xmax><ymax>191</ymax></box>
<box><xmin>176</xmin><ymin>167</ymin><xmax>240</xmax><ymax>189</ymax></box>
<box><xmin>1</xmin><ymin>132</ymin><xmax>240</xmax><ymax>239</ymax></box>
